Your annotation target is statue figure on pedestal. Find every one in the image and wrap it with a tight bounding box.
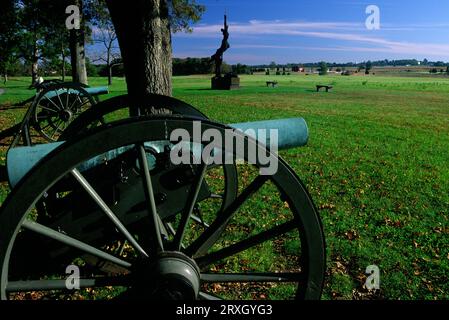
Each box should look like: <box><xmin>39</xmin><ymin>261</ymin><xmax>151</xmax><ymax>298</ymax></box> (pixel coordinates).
<box><xmin>211</xmin><ymin>14</ymin><xmax>230</xmax><ymax>78</ymax></box>
<box><xmin>210</xmin><ymin>15</ymin><xmax>239</xmax><ymax>90</ymax></box>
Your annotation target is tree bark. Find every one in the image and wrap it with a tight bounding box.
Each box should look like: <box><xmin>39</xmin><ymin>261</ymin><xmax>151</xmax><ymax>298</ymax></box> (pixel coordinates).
<box><xmin>107</xmin><ymin>47</ymin><xmax>112</xmax><ymax>85</ymax></box>
<box><xmin>106</xmin><ymin>0</ymin><xmax>172</xmax><ymax>115</ymax></box>
<box><xmin>68</xmin><ymin>0</ymin><xmax>88</xmax><ymax>85</ymax></box>
<box><xmin>62</xmin><ymin>58</ymin><xmax>66</xmax><ymax>82</ymax></box>
<box><xmin>108</xmin><ymin>64</ymin><xmax>112</xmax><ymax>85</ymax></box>
<box><xmin>69</xmin><ymin>29</ymin><xmax>88</xmax><ymax>85</ymax></box>
<box><xmin>31</xmin><ymin>41</ymin><xmax>39</xmax><ymax>85</ymax></box>
<box><xmin>61</xmin><ymin>42</ymin><xmax>66</xmax><ymax>82</ymax></box>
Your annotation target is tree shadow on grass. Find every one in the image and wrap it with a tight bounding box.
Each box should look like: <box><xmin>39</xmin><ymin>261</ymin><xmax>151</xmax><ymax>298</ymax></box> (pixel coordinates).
<box><xmin>0</xmin><ymin>165</ymin><xmax>8</xmax><ymax>183</ymax></box>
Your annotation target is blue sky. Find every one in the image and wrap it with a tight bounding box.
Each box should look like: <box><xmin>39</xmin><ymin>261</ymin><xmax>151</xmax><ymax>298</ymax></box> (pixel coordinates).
<box><xmin>172</xmin><ymin>0</ymin><xmax>449</xmax><ymax>64</ymax></box>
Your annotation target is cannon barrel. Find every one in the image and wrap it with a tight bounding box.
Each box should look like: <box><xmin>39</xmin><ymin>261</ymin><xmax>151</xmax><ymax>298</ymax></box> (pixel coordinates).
<box><xmin>7</xmin><ymin>118</ymin><xmax>308</xmax><ymax>187</ymax></box>
<box><xmin>84</xmin><ymin>86</ymin><xmax>109</xmax><ymax>96</ymax></box>
<box><xmin>231</xmin><ymin>118</ymin><xmax>308</xmax><ymax>150</ymax></box>
<box><xmin>42</xmin><ymin>86</ymin><xmax>109</xmax><ymax>99</ymax></box>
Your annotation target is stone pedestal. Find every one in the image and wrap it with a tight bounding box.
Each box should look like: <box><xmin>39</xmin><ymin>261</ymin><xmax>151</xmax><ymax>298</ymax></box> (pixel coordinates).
<box><xmin>211</xmin><ymin>74</ymin><xmax>240</xmax><ymax>90</ymax></box>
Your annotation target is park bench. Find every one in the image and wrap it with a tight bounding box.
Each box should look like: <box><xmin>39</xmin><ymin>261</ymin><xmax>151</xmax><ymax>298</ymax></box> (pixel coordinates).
<box><xmin>316</xmin><ymin>85</ymin><xmax>333</xmax><ymax>92</ymax></box>
<box><xmin>266</xmin><ymin>80</ymin><xmax>278</xmax><ymax>87</ymax></box>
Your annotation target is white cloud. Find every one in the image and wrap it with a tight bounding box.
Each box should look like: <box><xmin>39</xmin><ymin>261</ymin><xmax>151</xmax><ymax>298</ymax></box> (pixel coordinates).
<box><xmin>174</xmin><ymin>19</ymin><xmax>449</xmax><ymax>58</ymax></box>
<box><xmin>177</xmin><ymin>20</ymin><xmax>364</xmax><ymax>38</ymax></box>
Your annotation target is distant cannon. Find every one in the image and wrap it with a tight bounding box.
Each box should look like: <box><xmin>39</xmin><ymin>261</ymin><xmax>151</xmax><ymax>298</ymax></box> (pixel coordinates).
<box><xmin>0</xmin><ymin>82</ymin><xmax>108</xmax><ymax>147</ymax></box>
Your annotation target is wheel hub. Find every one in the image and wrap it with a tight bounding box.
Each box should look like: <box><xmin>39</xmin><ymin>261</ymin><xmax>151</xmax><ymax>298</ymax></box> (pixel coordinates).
<box><xmin>60</xmin><ymin>109</ymin><xmax>73</xmax><ymax>122</ymax></box>
<box><xmin>134</xmin><ymin>251</ymin><xmax>201</xmax><ymax>300</ymax></box>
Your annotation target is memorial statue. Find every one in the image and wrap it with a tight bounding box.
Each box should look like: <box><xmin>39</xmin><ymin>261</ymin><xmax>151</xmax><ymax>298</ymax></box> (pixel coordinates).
<box><xmin>211</xmin><ymin>15</ymin><xmax>230</xmax><ymax>78</ymax></box>
<box><xmin>210</xmin><ymin>14</ymin><xmax>239</xmax><ymax>90</ymax></box>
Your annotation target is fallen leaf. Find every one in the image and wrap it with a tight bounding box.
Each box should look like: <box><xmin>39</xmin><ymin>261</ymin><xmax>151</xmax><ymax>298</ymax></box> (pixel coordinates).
<box><xmin>345</xmin><ymin>230</ymin><xmax>358</xmax><ymax>240</ymax></box>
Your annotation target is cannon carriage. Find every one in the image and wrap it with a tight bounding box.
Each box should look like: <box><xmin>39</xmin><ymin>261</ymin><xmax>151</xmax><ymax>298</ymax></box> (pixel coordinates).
<box><xmin>0</xmin><ymin>92</ymin><xmax>326</xmax><ymax>300</ymax></box>
<box><xmin>0</xmin><ymin>80</ymin><xmax>108</xmax><ymax>147</ymax></box>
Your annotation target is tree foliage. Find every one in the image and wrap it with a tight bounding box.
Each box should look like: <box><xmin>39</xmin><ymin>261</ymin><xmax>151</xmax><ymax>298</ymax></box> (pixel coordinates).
<box><xmin>1</xmin><ymin>0</ymin><xmax>206</xmax><ymax>84</ymax></box>
<box><xmin>14</xmin><ymin>0</ymin><xmax>66</xmax><ymax>82</ymax></box>
<box><xmin>173</xmin><ymin>57</ymin><xmax>212</xmax><ymax>75</ymax></box>
<box><xmin>365</xmin><ymin>61</ymin><xmax>372</xmax><ymax>74</ymax></box>
<box><xmin>167</xmin><ymin>0</ymin><xmax>205</xmax><ymax>32</ymax></box>
<box><xmin>0</xmin><ymin>0</ymin><xmax>20</xmax><ymax>80</ymax></box>
<box><xmin>319</xmin><ymin>61</ymin><xmax>328</xmax><ymax>75</ymax></box>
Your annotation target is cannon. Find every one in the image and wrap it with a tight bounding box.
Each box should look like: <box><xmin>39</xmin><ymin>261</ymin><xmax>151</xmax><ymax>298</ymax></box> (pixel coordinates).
<box><xmin>0</xmin><ymin>94</ymin><xmax>325</xmax><ymax>300</ymax></box>
<box><xmin>0</xmin><ymin>81</ymin><xmax>108</xmax><ymax>147</ymax></box>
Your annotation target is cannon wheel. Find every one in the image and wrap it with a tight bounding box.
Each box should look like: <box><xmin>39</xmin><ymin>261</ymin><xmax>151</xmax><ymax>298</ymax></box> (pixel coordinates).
<box><xmin>59</xmin><ymin>93</ymin><xmax>238</xmax><ymax>213</ymax></box>
<box><xmin>32</xmin><ymin>82</ymin><xmax>96</xmax><ymax>142</ymax></box>
<box><xmin>59</xmin><ymin>93</ymin><xmax>208</xmax><ymax>140</ymax></box>
<box><xmin>0</xmin><ymin>116</ymin><xmax>325</xmax><ymax>300</ymax></box>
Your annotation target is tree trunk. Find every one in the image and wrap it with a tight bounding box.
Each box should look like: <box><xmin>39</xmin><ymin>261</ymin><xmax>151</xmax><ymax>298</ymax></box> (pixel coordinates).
<box><xmin>62</xmin><ymin>58</ymin><xmax>66</xmax><ymax>82</ymax></box>
<box><xmin>108</xmin><ymin>65</ymin><xmax>112</xmax><ymax>85</ymax></box>
<box><xmin>31</xmin><ymin>60</ymin><xmax>38</xmax><ymax>84</ymax></box>
<box><xmin>107</xmin><ymin>48</ymin><xmax>112</xmax><ymax>85</ymax></box>
<box><xmin>69</xmin><ymin>29</ymin><xmax>88</xmax><ymax>85</ymax></box>
<box><xmin>31</xmin><ymin>43</ymin><xmax>39</xmax><ymax>85</ymax></box>
<box><xmin>68</xmin><ymin>0</ymin><xmax>88</xmax><ymax>85</ymax></box>
<box><xmin>3</xmin><ymin>73</ymin><xmax>7</xmax><ymax>85</ymax></box>
<box><xmin>61</xmin><ymin>42</ymin><xmax>66</xmax><ymax>82</ymax></box>
<box><xmin>69</xmin><ymin>30</ymin><xmax>78</xmax><ymax>82</ymax></box>
<box><xmin>106</xmin><ymin>0</ymin><xmax>172</xmax><ymax>115</ymax></box>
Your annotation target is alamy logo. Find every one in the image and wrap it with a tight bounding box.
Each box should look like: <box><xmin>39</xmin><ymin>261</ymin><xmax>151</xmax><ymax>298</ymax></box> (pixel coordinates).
<box><xmin>65</xmin><ymin>5</ymin><xmax>80</xmax><ymax>30</ymax></box>
<box><xmin>65</xmin><ymin>264</ymin><xmax>80</xmax><ymax>290</ymax></box>
<box><xmin>365</xmin><ymin>265</ymin><xmax>380</xmax><ymax>290</ymax></box>
<box><xmin>169</xmin><ymin>122</ymin><xmax>279</xmax><ymax>175</ymax></box>
<box><xmin>365</xmin><ymin>5</ymin><xmax>380</xmax><ymax>30</ymax></box>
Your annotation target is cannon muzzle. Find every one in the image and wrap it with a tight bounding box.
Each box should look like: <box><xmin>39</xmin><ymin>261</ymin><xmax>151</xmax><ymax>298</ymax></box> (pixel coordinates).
<box><xmin>231</xmin><ymin>117</ymin><xmax>308</xmax><ymax>150</ymax></box>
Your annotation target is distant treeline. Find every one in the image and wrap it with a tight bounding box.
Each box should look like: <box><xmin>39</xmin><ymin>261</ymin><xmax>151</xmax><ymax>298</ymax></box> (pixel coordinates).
<box><xmin>172</xmin><ymin>58</ymin><xmax>251</xmax><ymax>76</ymax></box>
<box><xmin>4</xmin><ymin>57</ymin><xmax>253</xmax><ymax>78</ymax></box>
<box><xmin>5</xmin><ymin>57</ymin><xmax>448</xmax><ymax>79</ymax></box>
<box><xmin>173</xmin><ymin>58</ymin><xmax>214</xmax><ymax>75</ymax></box>
<box><xmin>254</xmin><ymin>59</ymin><xmax>448</xmax><ymax>69</ymax></box>
<box><xmin>171</xmin><ymin>58</ymin><xmax>447</xmax><ymax>76</ymax></box>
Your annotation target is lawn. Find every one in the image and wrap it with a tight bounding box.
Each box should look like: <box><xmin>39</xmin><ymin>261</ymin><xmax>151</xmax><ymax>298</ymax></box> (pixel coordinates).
<box><xmin>0</xmin><ymin>74</ymin><xmax>448</xmax><ymax>300</ymax></box>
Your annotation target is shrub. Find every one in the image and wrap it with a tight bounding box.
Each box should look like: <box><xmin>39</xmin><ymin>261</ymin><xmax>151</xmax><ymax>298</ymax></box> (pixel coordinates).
<box><xmin>319</xmin><ymin>61</ymin><xmax>328</xmax><ymax>75</ymax></box>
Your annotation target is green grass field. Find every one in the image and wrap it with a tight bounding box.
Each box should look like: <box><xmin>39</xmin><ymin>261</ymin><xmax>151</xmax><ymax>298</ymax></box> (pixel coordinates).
<box><xmin>0</xmin><ymin>74</ymin><xmax>448</xmax><ymax>300</ymax></box>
